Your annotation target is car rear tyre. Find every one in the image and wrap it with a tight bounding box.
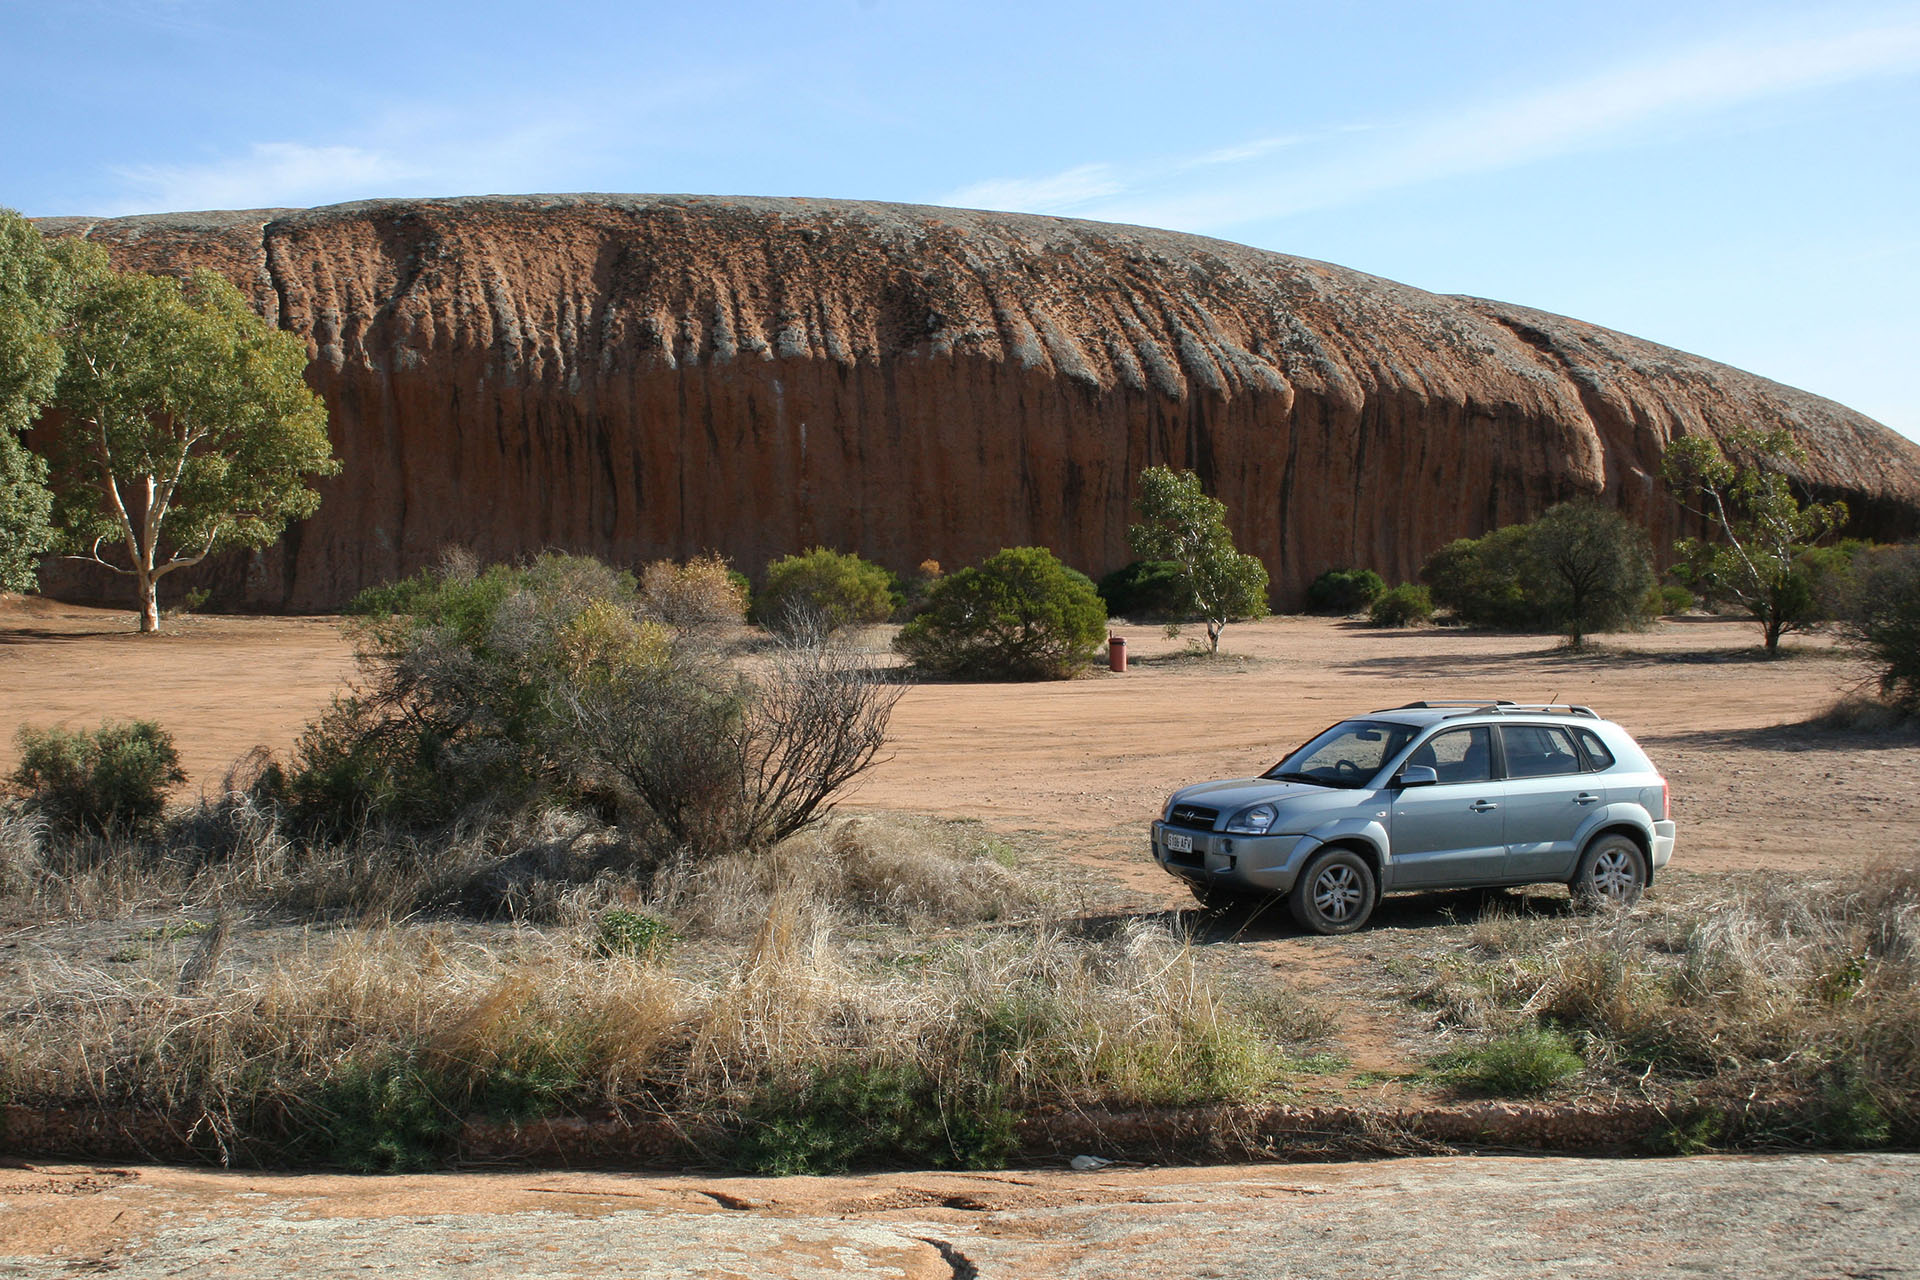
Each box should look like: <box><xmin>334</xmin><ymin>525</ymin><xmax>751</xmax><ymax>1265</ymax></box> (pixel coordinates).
<box><xmin>1571</xmin><ymin>834</ymin><xmax>1647</xmax><ymax>909</ymax></box>
<box><xmin>1289</xmin><ymin>847</ymin><xmax>1378</xmax><ymax>935</ymax></box>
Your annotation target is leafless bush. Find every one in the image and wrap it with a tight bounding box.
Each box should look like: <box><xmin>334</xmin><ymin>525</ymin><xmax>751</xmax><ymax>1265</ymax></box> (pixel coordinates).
<box><xmin>561</xmin><ymin>629</ymin><xmax>905</xmax><ymax>863</ymax></box>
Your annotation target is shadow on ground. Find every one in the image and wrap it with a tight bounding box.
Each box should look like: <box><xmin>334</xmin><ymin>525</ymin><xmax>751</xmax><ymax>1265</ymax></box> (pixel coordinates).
<box><xmin>1071</xmin><ymin>886</ymin><xmax>1576</xmax><ymax>944</ymax></box>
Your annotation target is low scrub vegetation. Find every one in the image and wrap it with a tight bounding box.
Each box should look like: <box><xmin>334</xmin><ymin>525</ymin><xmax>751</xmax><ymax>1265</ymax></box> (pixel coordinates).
<box><xmin>894</xmin><ymin>545</ymin><xmax>1107</xmax><ymax>680</ymax></box>
<box><xmin>1306</xmin><ymin>568</ymin><xmax>1386</xmax><ymax>616</ymax></box>
<box><xmin>753</xmin><ymin>546</ymin><xmax>896</xmax><ymax>634</ymax></box>
<box><xmin>10</xmin><ymin>719</ymin><xmax>185</xmax><ymax>838</ymax></box>
<box><xmin>1406</xmin><ymin>863</ymin><xmax>1920</xmax><ymax>1145</ymax></box>
<box><xmin>0</xmin><ymin>806</ymin><xmax>1327</xmax><ymax>1171</ymax></box>
<box><xmin>1420</xmin><ymin>499</ymin><xmax>1654</xmax><ymax>643</ymax></box>
<box><xmin>1368</xmin><ymin>582</ymin><xmax>1432</xmax><ymax>627</ymax></box>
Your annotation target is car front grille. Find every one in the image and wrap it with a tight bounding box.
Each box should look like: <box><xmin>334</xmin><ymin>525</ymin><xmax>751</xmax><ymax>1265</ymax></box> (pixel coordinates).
<box><xmin>1168</xmin><ymin>804</ymin><xmax>1219</xmax><ymax>830</ymax></box>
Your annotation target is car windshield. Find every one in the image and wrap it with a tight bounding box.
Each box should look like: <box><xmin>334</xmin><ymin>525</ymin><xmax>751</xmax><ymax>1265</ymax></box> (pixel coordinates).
<box><xmin>1265</xmin><ymin>719</ymin><xmax>1419</xmax><ymax>789</ymax></box>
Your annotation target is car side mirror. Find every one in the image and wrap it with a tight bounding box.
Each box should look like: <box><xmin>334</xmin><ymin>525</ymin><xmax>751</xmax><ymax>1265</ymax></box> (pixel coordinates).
<box><xmin>1395</xmin><ymin>765</ymin><xmax>1439</xmax><ymax>788</ymax></box>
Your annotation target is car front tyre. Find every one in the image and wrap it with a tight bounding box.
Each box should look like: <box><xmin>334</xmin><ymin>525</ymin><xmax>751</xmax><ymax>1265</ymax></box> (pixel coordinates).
<box><xmin>1289</xmin><ymin>847</ymin><xmax>1378</xmax><ymax>935</ymax></box>
<box><xmin>1571</xmin><ymin>833</ymin><xmax>1647</xmax><ymax>909</ymax></box>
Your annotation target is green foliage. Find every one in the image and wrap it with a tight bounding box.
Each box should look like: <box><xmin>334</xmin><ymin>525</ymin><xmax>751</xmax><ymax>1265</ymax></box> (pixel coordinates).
<box><xmin>1442</xmin><ymin>1027</ymin><xmax>1584</xmax><ymax>1096</ymax></box>
<box><xmin>1306</xmin><ymin>567</ymin><xmax>1387</xmax><ymax>615</ymax></box>
<box><xmin>296</xmin><ymin>1058</ymin><xmax>453</xmax><ymax>1173</ymax></box>
<box><xmin>1665</xmin><ymin>428</ymin><xmax>1849</xmax><ymax>654</ymax></box>
<box><xmin>754</xmin><ymin>546</ymin><xmax>896</xmax><ymax>633</ymax></box>
<box><xmin>1368</xmin><ymin>582</ymin><xmax>1433</xmax><ymax>627</ymax></box>
<box><xmin>11</xmin><ymin>719</ymin><xmax>185</xmax><ymax>836</ymax></box>
<box><xmin>592</xmin><ymin>908</ymin><xmax>675</xmax><ymax>960</ymax></box>
<box><xmin>1845</xmin><ymin>544</ymin><xmax>1920</xmax><ymax>714</ymax></box>
<box><xmin>893</xmin><ymin>546</ymin><xmax>1107</xmax><ymax>680</ymax></box>
<box><xmin>43</xmin><ymin>257</ymin><xmax>338</xmax><ymax>630</ymax></box>
<box><xmin>1654</xmin><ymin>584</ymin><xmax>1695</xmax><ymax>615</ymax></box>
<box><xmin>1126</xmin><ymin>466</ymin><xmax>1270</xmax><ymax>653</ymax></box>
<box><xmin>1420</xmin><ymin>501</ymin><xmax>1655</xmax><ymax>642</ymax></box>
<box><xmin>0</xmin><ymin>211</ymin><xmax>67</xmax><ymax>592</ymax></box>
<box><xmin>1096</xmin><ymin>559</ymin><xmax>1188</xmax><ymax>619</ymax></box>
<box><xmin>735</xmin><ymin>1059</ymin><xmax>1017</xmax><ymax>1174</ymax></box>
<box><xmin>1525</xmin><ymin>499</ymin><xmax>1656</xmax><ymax>645</ymax></box>
<box><xmin>1421</xmin><ymin>524</ymin><xmax>1543</xmax><ymax>629</ymax></box>
<box><xmin>291</xmin><ymin>554</ymin><xmax>656</xmax><ymax>834</ymax></box>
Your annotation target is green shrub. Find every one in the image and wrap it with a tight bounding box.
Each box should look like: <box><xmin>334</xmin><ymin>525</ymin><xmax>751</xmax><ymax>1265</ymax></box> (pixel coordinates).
<box><xmin>291</xmin><ymin>553</ymin><xmax>653</xmax><ymax>834</ymax></box>
<box><xmin>1845</xmin><ymin>545</ymin><xmax>1920</xmax><ymax>714</ymax></box>
<box><xmin>1306</xmin><ymin>568</ymin><xmax>1387</xmax><ymax>615</ymax></box>
<box><xmin>754</xmin><ymin>547</ymin><xmax>896</xmax><ymax>634</ymax></box>
<box><xmin>1444</xmin><ymin>1027</ymin><xmax>1583</xmax><ymax>1096</ymax></box>
<box><xmin>1420</xmin><ymin>502</ymin><xmax>1655</xmax><ymax>642</ymax></box>
<box><xmin>1652</xmin><ymin>584</ymin><xmax>1695</xmax><ymax>615</ymax></box>
<box><xmin>11</xmin><ymin>719</ymin><xmax>185</xmax><ymax>836</ymax></box>
<box><xmin>592</xmin><ymin>908</ymin><xmax>674</xmax><ymax>960</ymax></box>
<box><xmin>1368</xmin><ymin>583</ymin><xmax>1432</xmax><ymax>627</ymax></box>
<box><xmin>1096</xmin><ymin>559</ymin><xmax>1187</xmax><ymax>619</ymax></box>
<box><xmin>735</xmin><ymin>1059</ymin><xmax>1017</xmax><ymax>1174</ymax></box>
<box><xmin>1421</xmin><ymin>525</ymin><xmax>1542</xmax><ymax>629</ymax></box>
<box><xmin>295</xmin><ymin>1057</ymin><xmax>452</xmax><ymax>1173</ymax></box>
<box><xmin>894</xmin><ymin>546</ymin><xmax>1107</xmax><ymax>680</ymax></box>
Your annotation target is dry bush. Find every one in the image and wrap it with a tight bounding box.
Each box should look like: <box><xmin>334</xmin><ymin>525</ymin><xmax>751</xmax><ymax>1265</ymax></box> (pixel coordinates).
<box><xmin>640</xmin><ymin>553</ymin><xmax>749</xmax><ymax>631</ymax></box>
<box><xmin>0</xmin><ymin>887</ymin><xmax>1310</xmax><ymax>1165</ymax></box>
<box><xmin>651</xmin><ymin>814</ymin><xmax>1039</xmax><ymax>940</ymax></box>
<box><xmin>561</xmin><ymin>630</ymin><xmax>905</xmax><ymax>862</ymax></box>
<box><xmin>1406</xmin><ymin>863</ymin><xmax>1920</xmax><ymax>1140</ymax></box>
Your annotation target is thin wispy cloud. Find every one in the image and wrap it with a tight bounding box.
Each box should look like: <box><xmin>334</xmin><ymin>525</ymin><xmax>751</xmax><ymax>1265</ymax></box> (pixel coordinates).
<box><xmin>112</xmin><ymin>142</ymin><xmax>416</xmax><ymax>213</ymax></box>
<box><xmin>95</xmin><ymin>71</ymin><xmax>739</xmax><ymax>215</ymax></box>
<box><xmin>944</xmin><ymin>10</ymin><xmax>1920</xmax><ymax>233</ymax></box>
<box><xmin>942</xmin><ymin>163</ymin><xmax>1125</xmax><ymax>215</ymax></box>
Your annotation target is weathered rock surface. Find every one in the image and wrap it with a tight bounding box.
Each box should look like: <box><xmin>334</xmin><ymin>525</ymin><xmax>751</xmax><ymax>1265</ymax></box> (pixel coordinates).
<box><xmin>4</xmin><ymin>1156</ymin><xmax>1916</xmax><ymax>1278</ymax></box>
<box><xmin>34</xmin><ymin>195</ymin><xmax>1920</xmax><ymax>608</ymax></box>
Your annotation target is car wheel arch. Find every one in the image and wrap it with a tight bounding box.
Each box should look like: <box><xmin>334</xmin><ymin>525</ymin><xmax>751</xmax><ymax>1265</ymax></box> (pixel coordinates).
<box><xmin>1583</xmin><ymin>823</ymin><xmax>1653</xmax><ymax>882</ymax></box>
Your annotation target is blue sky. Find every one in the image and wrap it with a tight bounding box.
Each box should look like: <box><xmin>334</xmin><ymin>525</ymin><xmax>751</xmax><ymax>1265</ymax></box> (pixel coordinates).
<box><xmin>5</xmin><ymin>0</ymin><xmax>1917</xmax><ymax>440</ymax></box>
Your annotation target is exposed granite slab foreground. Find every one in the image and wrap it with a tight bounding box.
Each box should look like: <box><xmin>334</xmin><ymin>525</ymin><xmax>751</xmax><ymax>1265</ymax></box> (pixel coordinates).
<box><xmin>3</xmin><ymin>1154</ymin><xmax>1914</xmax><ymax>1278</ymax></box>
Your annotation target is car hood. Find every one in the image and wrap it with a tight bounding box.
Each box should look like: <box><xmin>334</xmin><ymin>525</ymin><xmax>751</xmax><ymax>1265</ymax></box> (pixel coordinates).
<box><xmin>1168</xmin><ymin>777</ymin><xmax>1371</xmax><ymax>827</ymax></box>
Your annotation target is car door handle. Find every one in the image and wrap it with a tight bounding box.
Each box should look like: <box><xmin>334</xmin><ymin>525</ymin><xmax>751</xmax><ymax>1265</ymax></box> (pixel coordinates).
<box><xmin>1573</xmin><ymin>793</ymin><xmax>1600</xmax><ymax>805</ymax></box>
<box><xmin>1469</xmin><ymin>800</ymin><xmax>1499</xmax><ymax>812</ymax></box>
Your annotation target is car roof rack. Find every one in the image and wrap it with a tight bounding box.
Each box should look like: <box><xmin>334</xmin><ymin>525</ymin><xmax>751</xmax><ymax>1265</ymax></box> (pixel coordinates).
<box><xmin>1381</xmin><ymin>700</ymin><xmax>1600</xmax><ymax>719</ymax></box>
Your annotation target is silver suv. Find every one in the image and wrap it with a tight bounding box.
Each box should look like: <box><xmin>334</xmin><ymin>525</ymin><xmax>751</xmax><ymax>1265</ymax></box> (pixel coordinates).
<box><xmin>1151</xmin><ymin>701</ymin><xmax>1675</xmax><ymax>934</ymax></box>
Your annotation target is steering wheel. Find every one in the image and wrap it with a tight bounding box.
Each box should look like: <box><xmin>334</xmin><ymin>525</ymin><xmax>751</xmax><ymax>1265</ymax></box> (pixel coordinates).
<box><xmin>1332</xmin><ymin>759</ymin><xmax>1362</xmax><ymax>781</ymax></box>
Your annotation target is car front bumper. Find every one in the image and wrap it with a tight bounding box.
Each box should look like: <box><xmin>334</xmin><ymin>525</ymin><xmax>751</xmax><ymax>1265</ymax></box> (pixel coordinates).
<box><xmin>1151</xmin><ymin>820</ymin><xmax>1317</xmax><ymax>895</ymax></box>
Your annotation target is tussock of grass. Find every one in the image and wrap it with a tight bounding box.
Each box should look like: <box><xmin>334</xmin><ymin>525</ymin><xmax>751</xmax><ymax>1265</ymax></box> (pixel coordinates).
<box><xmin>1401</xmin><ymin>863</ymin><xmax>1920</xmax><ymax>1143</ymax></box>
<box><xmin>0</xmin><ymin>809</ymin><xmax>1309</xmax><ymax>1169</ymax></box>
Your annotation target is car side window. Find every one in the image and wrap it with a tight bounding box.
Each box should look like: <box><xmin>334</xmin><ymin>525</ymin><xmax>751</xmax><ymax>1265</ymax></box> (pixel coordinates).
<box><xmin>1501</xmin><ymin>725</ymin><xmax>1581</xmax><ymax>778</ymax></box>
<box><xmin>1405</xmin><ymin>727</ymin><xmax>1491</xmax><ymax>784</ymax></box>
<box><xmin>1574</xmin><ymin>728</ymin><xmax>1616</xmax><ymax>771</ymax></box>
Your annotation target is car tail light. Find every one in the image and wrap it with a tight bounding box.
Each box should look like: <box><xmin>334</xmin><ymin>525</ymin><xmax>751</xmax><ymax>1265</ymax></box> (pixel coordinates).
<box><xmin>1659</xmin><ymin>776</ymin><xmax>1670</xmax><ymax>821</ymax></box>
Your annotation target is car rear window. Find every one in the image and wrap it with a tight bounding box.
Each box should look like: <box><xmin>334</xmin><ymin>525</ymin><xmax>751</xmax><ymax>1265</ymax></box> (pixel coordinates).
<box><xmin>1500</xmin><ymin>725</ymin><xmax>1582</xmax><ymax>778</ymax></box>
<box><xmin>1574</xmin><ymin>728</ymin><xmax>1617</xmax><ymax>771</ymax></box>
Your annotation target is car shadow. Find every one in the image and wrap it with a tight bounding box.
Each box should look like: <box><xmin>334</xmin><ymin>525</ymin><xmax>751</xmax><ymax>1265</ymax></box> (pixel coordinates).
<box><xmin>1070</xmin><ymin>886</ymin><xmax>1574</xmax><ymax>944</ymax></box>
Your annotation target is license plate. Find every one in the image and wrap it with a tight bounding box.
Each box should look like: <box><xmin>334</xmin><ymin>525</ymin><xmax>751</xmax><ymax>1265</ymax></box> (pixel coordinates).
<box><xmin>1165</xmin><ymin>832</ymin><xmax>1194</xmax><ymax>854</ymax></box>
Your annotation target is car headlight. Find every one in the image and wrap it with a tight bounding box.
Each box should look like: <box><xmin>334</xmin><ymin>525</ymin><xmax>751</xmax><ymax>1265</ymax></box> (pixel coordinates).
<box><xmin>1225</xmin><ymin>803</ymin><xmax>1277</xmax><ymax>835</ymax></box>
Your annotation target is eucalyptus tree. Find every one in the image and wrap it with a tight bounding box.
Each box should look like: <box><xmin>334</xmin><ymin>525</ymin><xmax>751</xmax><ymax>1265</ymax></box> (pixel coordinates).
<box><xmin>46</xmin><ymin>256</ymin><xmax>337</xmax><ymax>631</ymax></box>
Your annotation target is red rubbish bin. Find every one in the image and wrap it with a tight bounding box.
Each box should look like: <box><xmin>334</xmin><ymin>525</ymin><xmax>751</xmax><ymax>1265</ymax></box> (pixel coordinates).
<box><xmin>1108</xmin><ymin>634</ymin><xmax>1127</xmax><ymax>673</ymax></box>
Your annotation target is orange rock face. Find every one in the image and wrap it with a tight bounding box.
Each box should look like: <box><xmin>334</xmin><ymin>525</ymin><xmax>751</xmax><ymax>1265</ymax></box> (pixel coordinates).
<box><xmin>34</xmin><ymin>195</ymin><xmax>1920</xmax><ymax>609</ymax></box>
